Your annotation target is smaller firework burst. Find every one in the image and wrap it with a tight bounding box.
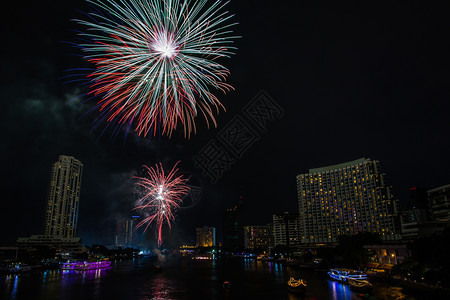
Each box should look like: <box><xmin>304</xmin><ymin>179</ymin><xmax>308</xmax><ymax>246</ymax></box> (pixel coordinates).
<box><xmin>134</xmin><ymin>162</ymin><xmax>189</xmax><ymax>246</ymax></box>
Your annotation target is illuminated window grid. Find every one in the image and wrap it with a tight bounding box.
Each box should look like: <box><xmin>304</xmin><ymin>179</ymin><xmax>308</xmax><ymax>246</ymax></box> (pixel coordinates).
<box><xmin>297</xmin><ymin>158</ymin><xmax>399</xmax><ymax>245</ymax></box>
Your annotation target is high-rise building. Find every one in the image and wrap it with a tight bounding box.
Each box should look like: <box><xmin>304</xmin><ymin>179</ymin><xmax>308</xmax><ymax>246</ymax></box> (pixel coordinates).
<box><xmin>273</xmin><ymin>212</ymin><xmax>301</xmax><ymax>248</ymax></box>
<box><xmin>115</xmin><ymin>216</ymin><xmax>142</xmax><ymax>247</ymax></box>
<box><xmin>196</xmin><ymin>226</ymin><xmax>216</xmax><ymax>247</ymax></box>
<box><xmin>297</xmin><ymin>158</ymin><xmax>400</xmax><ymax>245</ymax></box>
<box><xmin>408</xmin><ymin>187</ymin><xmax>429</xmax><ymax>210</ymax></box>
<box><xmin>223</xmin><ymin>188</ymin><xmax>244</xmax><ymax>251</ymax></box>
<box><xmin>44</xmin><ymin>155</ymin><xmax>83</xmax><ymax>238</ymax></box>
<box><xmin>401</xmin><ymin>187</ymin><xmax>431</xmax><ymax>241</ymax></box>
<box><xmin>243</xmin><ymin>225</ymin><xmax>273</xmax><ymax>251</ymax></box>
<box><xmin>223</xmin><ymin>205</ymin><xmax>244</xmax><ymax>250</ymax></box>
<box><xmin>428</xmin><ymin>184</ymin><xmax>450</xmax><ymax>221</ymax></box>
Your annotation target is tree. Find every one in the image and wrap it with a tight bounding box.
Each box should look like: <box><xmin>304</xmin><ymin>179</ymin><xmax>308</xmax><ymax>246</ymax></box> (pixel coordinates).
<box><xmin>336</xmin><ymin>232</ymin><xmax>381</xmax><ymax>268</ymax></box>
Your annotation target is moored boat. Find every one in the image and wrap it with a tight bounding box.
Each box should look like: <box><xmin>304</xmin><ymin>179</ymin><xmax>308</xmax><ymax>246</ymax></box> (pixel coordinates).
<box><xmin>2</xmin><ymin>263</ymin><xmax>32</xmax><ymax>273</ymax></box>
<box><xmin>60</xmin><ymin>260</ymin><xmax>111</xmax><ymax>271</ymax></box>
<box><xmin>256</xmin><ymin>255</ymin><xmax>274</xmax><ymax>262</ymax></box>
<box><xmin>347</xmin><ymin>278</ymin><xmax>373</xmax><ymax>291</ymax></box>
<box><xmin>328</xmin><ymin>268</ymin><xmax>372</xmax><ymax>291</ymax></box>
<box><xmin>328</xmin><ymin>268</ymin><xmax>368</xmax><ymax>283</ymax></box>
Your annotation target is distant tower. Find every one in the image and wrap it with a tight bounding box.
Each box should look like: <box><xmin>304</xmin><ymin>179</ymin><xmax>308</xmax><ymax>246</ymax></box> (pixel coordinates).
<box><xmin>115</xmin><ymin>216</ymin><xmax>142</xmax><ymax>247</ymax></box>
<box><xmin>222</xmin><ymin>187</ymin><xmax>244</xmax><ymax>250</ymax></box>
<box><xmin>44</xmin><ymin>155</ymin><xmax>83</xmax><ymax>238</ymax></box>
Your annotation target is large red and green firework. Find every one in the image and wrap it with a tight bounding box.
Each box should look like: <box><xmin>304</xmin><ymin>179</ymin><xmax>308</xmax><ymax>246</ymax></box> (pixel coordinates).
<box><xmin>134</xmin><ymin>162</ymin><xmax>189</xmax><ymax>246</ymax></box>
<box><xmin>75</xmin><ymin>0</ymin><xmax>238</xmax><ymax>138</ymax></box>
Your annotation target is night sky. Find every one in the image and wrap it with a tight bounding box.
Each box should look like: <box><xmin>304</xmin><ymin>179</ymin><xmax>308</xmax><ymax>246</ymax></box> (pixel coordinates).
<box><xmin>1</xmin><ymin>0</ymin><xmax>449</xmax><ymax>246</ymax></box>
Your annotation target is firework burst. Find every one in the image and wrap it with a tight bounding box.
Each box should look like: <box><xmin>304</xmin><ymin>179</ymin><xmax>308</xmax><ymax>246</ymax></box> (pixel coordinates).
<box><xmin>134</xmin><ymin>162</ymin><xmax>190</xmax><ymax>246</ymax></box>
<box><xmin>75</xmin><ymin>0</ymin><xmax>238</xmax><ymax>138</ymax></box>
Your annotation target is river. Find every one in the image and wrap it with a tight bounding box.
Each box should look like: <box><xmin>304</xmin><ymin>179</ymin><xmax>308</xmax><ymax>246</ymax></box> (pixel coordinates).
<box><xmin>0</xmin><ymin>256</ymin><xmax>433</xmax><ymax>299</ymax></box>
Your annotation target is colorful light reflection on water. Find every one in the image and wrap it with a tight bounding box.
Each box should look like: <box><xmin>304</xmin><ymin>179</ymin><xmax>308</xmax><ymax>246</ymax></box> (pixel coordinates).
<box><xmin>60</xmin><ymin>260</ymin><xmax>111</xmax><ymax>270</ymax></box>
<box><xmin>328</xmin><ymin>280</ymin><xmax>353</xmax><ymax>300</ymax></box>
<box><xmin>0</xmin><ymin>259</ymin><xmax>419</xmax><ymax>300</ymax></box>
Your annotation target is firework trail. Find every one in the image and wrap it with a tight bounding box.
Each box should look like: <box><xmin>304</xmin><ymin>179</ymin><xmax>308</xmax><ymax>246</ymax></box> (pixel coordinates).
<box><xmin>134</xmin><ymin>162</ymin><xmax>189</xmax><ymax>246</ymax></box>
<box><xmin>74</xmin><ymin>0</ymin><xmax>238</xmax><ymax>138</ymax></box>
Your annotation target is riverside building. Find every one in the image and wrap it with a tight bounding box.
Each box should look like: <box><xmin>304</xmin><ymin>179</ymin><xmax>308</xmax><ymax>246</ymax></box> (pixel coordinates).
<box><xmin>196</xmin><ymin>226</ymin><xmax>216</xmax><ymax>247</ymax></box>
<box><xmin>297</xmin><ymin>158</ymin><xmax>400</xmax><ymax>245</ymax></box>
<box><xmin>243</xmin><ymin>225</ymin><xmax>273</xmax><ymax>251</ymax></box>
<box><xmin>428</xmin><ymin>184</ymin><xmax>450</xmax><ymax>221</ymax></box>
<box><xmin>272</xmin><ymin>212</ymin><xmax>301</xmax><ymax>248</ymax></box>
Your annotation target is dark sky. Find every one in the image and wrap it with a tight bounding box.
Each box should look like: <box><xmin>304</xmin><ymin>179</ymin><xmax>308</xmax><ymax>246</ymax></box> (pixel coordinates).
<box><xmin>1</xmin><ymin>0</ymin><xmax>449</xmax><ymax>246</ymax></box>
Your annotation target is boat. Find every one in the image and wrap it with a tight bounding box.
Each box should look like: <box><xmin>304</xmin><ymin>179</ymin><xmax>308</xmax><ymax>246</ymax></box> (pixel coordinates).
<box><xmin>60</xmin><ymin>260</ymin><xmax>111</xmax><ymax>271</ymax></box>
<box><xmin>328</xmin><ymin>268</ymin><xmax>369</xmax><ymax>284</ymax></box>
<box><xmin>2</xmin><ymin>263</ymin><xmax>32</xmax><ymax>273</ymax></box>
<box><xmin>41</xmin><ymin>259</ymin><xmax>60</xmax><ymax>269</ymax></box>
<box><xmin>192</xmin><ymin>255</ymin><xmax>212</xmax><ymax>260</ymax></box>
<box><xmin>347</xmin><ymin>278</ymin><xmax>373</xmax><ymax>291</ymax></box>
<box><xmin>256</xmin><ymin>255</ymin><xmax>274</xmax><ymax>262</ymax></box>
<box><xmin>287</xmin><ymin>277</ymin><xmax>307</xmax><ymax>294</ymax></box>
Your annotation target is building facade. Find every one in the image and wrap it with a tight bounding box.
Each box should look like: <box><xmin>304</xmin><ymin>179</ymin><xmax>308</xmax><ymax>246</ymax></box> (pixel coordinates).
<box><xmin>196</xmin><ymin>227</ymin><xmax>216</xmax><ymax>247</ymax></box>
<box><xmin>273</xmin><ymin>212</ymin><xmax>301</xmax><ymax>248</ymax></box>
<box><xmin>223</xmin><ymin>204</ymin><xmax>244</xmax><ymax>250</ymax></box>
<box><xmin>401</xmin><ymin>208</ymin><xmax>429</xmax><ymax>240</ymax></box>
<box><xmin>428</xmin><ymin>184</ymin><xmax>450</xmax><ymax>221</ymax></box>
<box><xmin>364</xmin><ymin>244</ymin><xmax>410</xmax><ymax>265</ymax></box>
<box><xmin>400</xmin><ymin>187</ymin><xmax>431</xmax><ymax>241</ymax></box>
<box><xmin>44</xmin><ymin>155</ymin><xmax>83</xmax><ymax>238</ymax></box>
<box><xmin>16</xmin><ymin>235</ymin><xmax>84</xmax><ymax>255</ymax></box>
<box><xmin>297</xmin><ymin>158</ymin><xmax>400</xmax><ymax>245</ymax></box>
<box><xmin>243</xmin><ymin>225</ymin><xmax>273</xmax><ymax>251</ymax></box>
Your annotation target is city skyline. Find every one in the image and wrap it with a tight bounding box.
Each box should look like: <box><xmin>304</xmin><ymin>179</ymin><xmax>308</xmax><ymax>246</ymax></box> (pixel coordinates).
<box><xmin>1</xmin><ymin>0</ymin><xmax>449</xmax><ymax>247</ymax></box>
<box><xmin>2</xmin><ymin>151</ymin><xmax>448</xmax><ymax>247</ymax></box>
<box><xmin>8</xmin><ymin>153</ymin><xmax>450</xmax><ymax>249</ymax></box>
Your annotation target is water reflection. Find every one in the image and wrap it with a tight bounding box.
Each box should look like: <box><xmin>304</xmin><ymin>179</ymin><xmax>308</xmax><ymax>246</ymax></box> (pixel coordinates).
<box><xmin>140</xmin><ymin>276</ymin><xmax>181</xmax><ymax>300</ymax></box>
<box><xmin>3</xmin><ymin>274</ymin><xmax>19</xmax><ymax>300</ymax></box>
<box><xmin>152</xmin><ymin>277</ymin><xmax>171</xmax><ymax>299</ymax></box>
<box><xmin>10</xmin><ymin>275</ymin><xmax>19</xmax><ymax>300</ymax></box>
<box><xmin>328</xmin><ymin>280</ymin><xmax>352</xmax><ymax>300</ymax></box>
<box><xmin>0</xmin><ymin>258</ymin><xmax>423</xmax><ymax>300</ymax></box>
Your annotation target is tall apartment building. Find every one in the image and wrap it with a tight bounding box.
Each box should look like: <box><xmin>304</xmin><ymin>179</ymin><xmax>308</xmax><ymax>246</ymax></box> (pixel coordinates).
<box><xmin>297</xmin><ymin>158</ymin><xmax>400</xmax><ymax>245</ymax></box>
<box><xmin>243</xmin><ymin>225</ymin><xmax>273</xmax><ymax>251</ymax></box>
<box><xmin>196</xmin><ymin>227</ymin><xmax>216</xmax><ymax>247</ymax></box>
<box><xmin>428</xmin><ymin>184</ymin><xmax>450</xmax><ymax>221</ymax></box>
<box><xmin>44</xmin><ymin>155</ymin><xmax>83</xmax><ymax>238</ymax></box>
<box><xmin>272</xmin><ymin>212</ymin><xmax>301</xmax><ymax>248</ymax></box>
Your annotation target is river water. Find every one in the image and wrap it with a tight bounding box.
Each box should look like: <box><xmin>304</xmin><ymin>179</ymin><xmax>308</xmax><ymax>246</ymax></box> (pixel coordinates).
<box><xmin>0</xmin><ymin>257</ymin><xmax>432</xmax><ymax>300</ymax></box>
